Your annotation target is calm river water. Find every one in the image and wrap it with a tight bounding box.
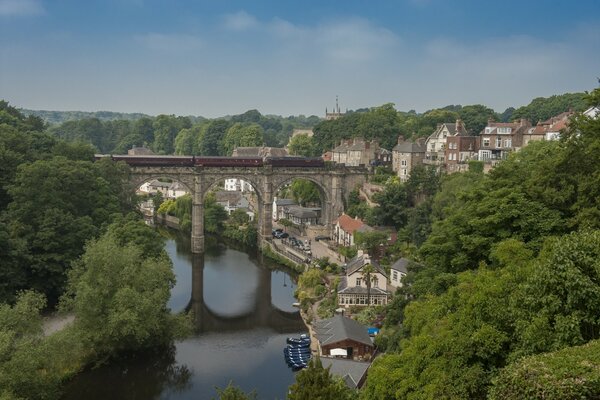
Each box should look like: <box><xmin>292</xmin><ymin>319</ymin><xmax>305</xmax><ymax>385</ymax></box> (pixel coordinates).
<box><xmin>62</xmin><ymin>233</ymin><xmax>305</xmax><ymax>400</ymax></box>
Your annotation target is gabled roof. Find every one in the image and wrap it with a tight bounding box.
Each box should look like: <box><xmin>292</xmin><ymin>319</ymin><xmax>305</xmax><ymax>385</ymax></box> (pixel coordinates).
<box><xmin>392</xmin><ymin>140</ymin><xmax>425</xmax><ymax>153</ymax></box>
<box><xmin>313</xmin><ymin>314</ymin><xmax>373</xmax><ymax>347</ymax></box>
<box><xmin>284</xmin><ymin>205</ymin><xmax>317</xmax><ymax>219</ymax></box>
<box><xmin>274</xmin><ymin>198</ymin><xmax>295</xmax><ymax>206</ymax></box>
<box><xmin>345</xmin><ymin>253</ymin><xmax>386</xmax><ymax>276</ymax></box>
<box><xmin>335</xmin><ymin>213</ymin><xmax>369</xmax><ymax>234</ymax></box>
<box><xmin>390</xmin><ymin>257</ymin><xmax>421</xmax><ymax>274</ymax></box>
<box><xmin>320</xmin><ymin>358</ymin><xmax>370</xmax><ymax>389</ymax></box>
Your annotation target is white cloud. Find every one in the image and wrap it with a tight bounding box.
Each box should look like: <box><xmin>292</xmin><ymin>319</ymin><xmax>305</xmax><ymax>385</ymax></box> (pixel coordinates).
<box><xmin>133</xmin><ymin>33</ymin><xmax>203</xmax><ymax>52</ymax></box>
<box><xmin>223</xmin><ymin>10</ymin><xmax>258</xmax><ymax>31</ymax></box>
<box><xmin>0</xmin><ymin>0</ymin><xmax>43</xmax><ymax>16</ymax></box>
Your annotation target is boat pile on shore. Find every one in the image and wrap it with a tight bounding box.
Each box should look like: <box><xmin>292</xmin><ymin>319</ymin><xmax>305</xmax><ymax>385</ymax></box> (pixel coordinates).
<box><xmin>283</xmin><ymin>334</ymin><xmax>311</xmax><ymax>370</ymax></box>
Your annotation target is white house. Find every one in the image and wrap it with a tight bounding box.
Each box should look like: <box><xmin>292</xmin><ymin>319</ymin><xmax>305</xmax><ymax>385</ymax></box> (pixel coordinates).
<box><xmin>338</xmin><ymin>251</ymin><xmax>390</xmax><ymax>307</ymax></box>
<box><xmin>389</xmin><ymin>257</ymin><xmax>421</xmax><ymax>289</ymax></box>
<box><xmin>333</xmin><ymin>214</ymin><xmax>372</xmax><ymax>247</ymax></box>
<box><xmin>224</xmin><ymin>178</ymin><xmax>253</xmax><ymax>192</ymax></box>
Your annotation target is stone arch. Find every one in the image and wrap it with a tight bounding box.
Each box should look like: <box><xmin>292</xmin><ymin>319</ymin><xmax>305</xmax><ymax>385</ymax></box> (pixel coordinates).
<box><xmin>271</xmin><ymin>175</ymin><xmax>331</xmax><ymax>229</ymax></box>
<box><xmin>198</xmin><ymin>173</ymin><xmax>264</xmax><ymax>203</ymax></box>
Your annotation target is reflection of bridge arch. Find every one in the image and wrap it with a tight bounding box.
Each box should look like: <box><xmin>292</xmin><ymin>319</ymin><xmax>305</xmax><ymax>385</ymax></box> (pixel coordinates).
<box><xmin>188</xmin><ymin>254</ymin><xmax>305</xmax><ymax>333</ymax></box>
<box><xmin>118</xmin><ymin>159</ymin><xmax>368</xmax><ymax>253</ymax></box>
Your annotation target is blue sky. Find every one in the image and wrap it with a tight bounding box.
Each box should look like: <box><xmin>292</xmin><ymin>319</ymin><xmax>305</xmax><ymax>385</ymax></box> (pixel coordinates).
<box><xmin>1</xmin><ymin>0</ymin><xmax>599</xmax><ymax>117</ymax></box>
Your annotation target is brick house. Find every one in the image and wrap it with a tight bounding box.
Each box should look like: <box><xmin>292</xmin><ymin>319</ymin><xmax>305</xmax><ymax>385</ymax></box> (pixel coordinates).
<box><xmin>478</xmin><ymin>118</ymin><xmax>531</xmax><ymax>168</ymax></box>
<box><xmin>445</xmin><ymin>135</ymin><xmax>480</xmax><ymax>173</ymax></box>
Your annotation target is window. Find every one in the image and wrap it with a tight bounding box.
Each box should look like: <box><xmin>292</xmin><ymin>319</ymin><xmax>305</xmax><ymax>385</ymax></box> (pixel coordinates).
<box><xmin>392</xmin><ymin>271</ymin><xmax>398</xmax><ymax>281</ymax></box>
<box><xmin>483</xmin><ymin>138</ymin><xmax>490</xmax><ymax>147</ymax></box>
<box><xmin>402</xmin><ymin>169</ymin><xmax>407</xmax><ymax>176</ymax></box>
<box><xmin>496</xmin><ymin>137</ymin><xmax>503</xmax><ymax>148</ymax></box>
<box><xmin>373</xmin><ymin>277</ymin><xmax>379</xmax><ymax>287</ymax></box>
<box><xmin>401</xmin><ymin>160</ymin><xmax>407</xmax><ymax>166</ymax></box>
<box><xmin>356</xmin><ymin>278</ymin><xmax>362</xmax><ymax>286</ymax></box>
<box><xmin>504</xmin><ymin>138</ymin><xmax>512</xmax><ymax>148</ymax></box>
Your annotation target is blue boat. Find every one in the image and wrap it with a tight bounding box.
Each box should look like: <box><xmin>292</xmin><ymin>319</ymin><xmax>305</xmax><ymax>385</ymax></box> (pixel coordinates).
<box><xmin>286</xmin><ymin>334</ymin><xmax>310</xmax><ymax>345</ymax></box>
<box><xmin>287</xmin><ymin>342</ymin><xmax>310</xmax><ymax>349</ymax></box>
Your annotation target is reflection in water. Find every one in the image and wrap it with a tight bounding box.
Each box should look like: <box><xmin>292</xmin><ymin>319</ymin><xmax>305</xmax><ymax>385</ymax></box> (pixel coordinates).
<box><xmin>62</xmin><ymin>232</ymin><xmax>304</xmax><ymax>400</ymax></box>
<box><xmin>62</xmin><ymin>345</ymin><xmax>192</xmax><ymax>400</ymax></box>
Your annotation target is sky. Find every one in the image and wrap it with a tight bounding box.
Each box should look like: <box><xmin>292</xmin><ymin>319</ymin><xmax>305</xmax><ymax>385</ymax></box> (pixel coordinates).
<box><xmin>1</xmin><ymin>0</ymin><xmax>599</xmax><ymax>118</ymax></box>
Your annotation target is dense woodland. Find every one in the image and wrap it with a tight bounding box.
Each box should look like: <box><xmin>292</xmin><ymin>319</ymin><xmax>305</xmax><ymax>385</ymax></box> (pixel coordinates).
<box><xmin>1</xmin><ymin>87</ymin><xmax>598</xmax><ymax>399</ymax></box>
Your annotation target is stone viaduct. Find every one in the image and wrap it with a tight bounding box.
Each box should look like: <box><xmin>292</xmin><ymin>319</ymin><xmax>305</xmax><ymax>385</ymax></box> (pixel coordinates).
<box><xmin>126</xmin><ymin>160</ymin><xmax>369</xmax><ymax>253</ymax></box>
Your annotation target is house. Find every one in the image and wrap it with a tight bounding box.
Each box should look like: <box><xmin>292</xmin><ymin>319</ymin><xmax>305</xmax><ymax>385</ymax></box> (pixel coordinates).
<box><xmin>373</xmin><ymin>148</ymin><xmax>392</xmax><ymax>166</ymax></box>
<box><xmin>272</xmin><ymin>197</ymin><xmax>296</xmax><ymax>221</ymax></box>
<box><xmin>423</xmin><ymin>119</ymin><xmax>468</xmax><ymax>167</ymax></box>
<box><xmin>584</xmin><ymin>106</ymin><xmax>599</xmax><ymax>119</ymax></box>
<box><xmin>445</xmin><ymin>135</ymin><xmax>479</xmax><ymax>173</ymax></box>
<box><xmin>215</xmin><ymin>191</ymin><xmax>250</xmax><ymax>215</ymax></box>
<box><xmin>139</xmin><ymin>179</ymin><xmax>171</xmax><ymax>197</ymax></box>
<box><xmin>224</xmin><ymin>178</ymin><xmax>253</xmax><ymax>192</ymax></box>
<box><xmin>331</xmin><ymin>138</ymin><xmax>380</xmax><ymax>167</ymax></box>
<box><xmin>281</xmin><ymin>205</ymin><xmax>320</xmax><ymax>225</ymax></box>
<box><xmin>128</xmin><ymin>146</ymin><xmax>154</xmax><ymax>155</ymax></box>
<box><xmin>313</xmin><ymin>314</ymin><xmax>374</xmax><ymax>360</ymax></box>
<box><xmin>389</xmin><ymin>257</ymin><xmax>421</xmax><ymax>289</ymax></box>
<box><xmin>291</xmin><ymin>128</ymin><xmax>314</xmax><ymax>138</ymax></box>
<box><xmin>478</xmin><ymin>118</ymin><xmax>531</xmax><ymax>167</ymax></box>
<box><xmin>167</xmin><ymin>182</ymin><xmax>188</xmax><ymax>199</ymax></box>
<box><xmin>392</xmin><ymin>137</ymin><xmax>425</xmax><ymax>182</ymax></box>
<box><xmin>523</xmin><ymin>110</ymin><xmax>575</xmax><ymax>144</ymax></box>
<box><xmin>231</xmin><ymin>146</ymin><xmax>288</xmax><ymax>158</ymax></box>
<box><xmin>338</xmin><ymin>250</ymin><xmax>390</xmax><ymax>307</ymax></box>
<box><xmin>320</xmin><ymin>357</ymin><xmax>371</xmax><ymax>389</ymax></box>
<box><xmin>333</xmin><ymin>214</ymin><xmax>373</xmax><ymax>247</ymax></box>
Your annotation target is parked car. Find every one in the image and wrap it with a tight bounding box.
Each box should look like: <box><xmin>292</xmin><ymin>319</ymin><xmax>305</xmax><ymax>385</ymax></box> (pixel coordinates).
<box><xmin>275</xmin><ymin>231</ymin><xmax>289</xmax><ymax>239</ymax></box>
<box><xmin>314</xmin><ymin>235</ymin><xmax>330</xmax><ymax>241</ymax></box>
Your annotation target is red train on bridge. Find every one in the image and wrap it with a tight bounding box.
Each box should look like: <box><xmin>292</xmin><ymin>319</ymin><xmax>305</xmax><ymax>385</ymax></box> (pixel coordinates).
<box><xmin>94</xmin><ymin>154</ymin><xmax>325</xmax><ymax>168</ymax></box>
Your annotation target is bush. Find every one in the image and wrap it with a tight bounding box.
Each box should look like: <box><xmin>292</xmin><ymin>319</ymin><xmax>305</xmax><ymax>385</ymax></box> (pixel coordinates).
<box><xmin>489</xmin><ymin>339</ymin><xmax>600</xmax><ymax>400</ymax></box>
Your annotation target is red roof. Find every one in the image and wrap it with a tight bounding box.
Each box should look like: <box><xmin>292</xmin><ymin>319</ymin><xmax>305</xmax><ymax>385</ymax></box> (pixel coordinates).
<box><xmin>335</xmin><ymin>214</ymin><xmax>365</xmax><ymax>234</ymax></box>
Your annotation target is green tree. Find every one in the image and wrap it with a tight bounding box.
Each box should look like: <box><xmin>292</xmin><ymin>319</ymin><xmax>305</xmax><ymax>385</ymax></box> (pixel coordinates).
<box><xmin>198</xmin><ymin>120</ymin><xmax>231</xmax><ymax>156</ymax></box>
<box><xmin>204</xmin><ymin>192</ymin><xmax>228</xmax><ymax>233</ymax></box>
<box><xmin>213</xmin><ymin>382</ymin><xmax>257</xmax><ymax>400</ymax></box>
<box><xmin>354</xmin><ymin>231</ymin><xmax>389</xmax><ymax>258</ymax></box>
<box><xmin>6</xmin><ymin>157</ymin><xmax>128</xmax><ymax>303</ymax></box>
<box><xmin>457</xmin><ymin>104</ymin><xmax>499</xmax><ymax>135</ymax></box>
<box><xmin>279</xmin><ymin>218</ymin><xmax>293</xmax><ymax>232</ymax></box>
<box><xmin>489</xmin><ymin>339</ymin><xmax>600</xmax><ymax>400</ymax></box>
<box><xmin>287</xmin><ymin>358</ymin><xmax>355</xmax><ymax>400</ymax></box>
<box><xmin>288</xmin><ymin>134</ymin><xmax>316</xmax><ymax>157</ymax></box>
<box><xmin>61</xmin><ymin>234</ymin><xmax>177</xmax><ymax>359</ymax></box>
<box><xmin>290</xmin><ymin>179</ymin><xmax>321</xmax><ymax>207</ymax></box>
<box><xmin>221</xmin><ymin>123</ymin><xmax>264</xmax><ymax>156</ymax></box>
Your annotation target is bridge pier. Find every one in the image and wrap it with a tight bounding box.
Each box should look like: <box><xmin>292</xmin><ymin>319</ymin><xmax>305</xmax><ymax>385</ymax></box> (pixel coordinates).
<box><xmin>192</xmin><ymin>175</ymin><xmax>204</xmax><ymax>254</ymax></box>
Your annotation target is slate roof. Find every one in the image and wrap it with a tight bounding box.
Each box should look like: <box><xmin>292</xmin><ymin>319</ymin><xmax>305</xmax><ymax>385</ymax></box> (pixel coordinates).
<box><xmin>392</xmin><ymin>140</ymin><xmax>425</xmax><ymax>153</ymax></box>
<box><xmin>274</xmin><ymin>198</ymin><xmax>295</xmax><ymax>207</ymax></box>
<box><xmin>313</xmin><ymin>315</ymin><xmax>373</xmax><ymax>347</ymax></box>
<box><xmin>320</xmin><ymin>358</ymin><xmax>371</xmax><ymax>389</ymax></box>
<box><xmin>345</xmin><ymin>253</ymin><xmax>386</xmax><ymax>276</ymax></box>
<box><xmin>284</xmin><ymin>205</ymin><xmax>317</xmax><ymax>219</ymax></box>
<box><xmin>390</xmin><ymin>257</ymin><xmax>421</xmax><ymax>274</ymax></box>
<box><xmin>338</xmin><ymin>284</ymin><xmax>389</xmax><ymax>296</ymax></box>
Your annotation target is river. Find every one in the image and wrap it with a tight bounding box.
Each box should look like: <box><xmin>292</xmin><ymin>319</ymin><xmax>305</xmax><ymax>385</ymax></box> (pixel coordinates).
<box><xmin>62</xmin><ymin>232</ymin><xmax>305</xmax><ymax>400</ymax></box>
